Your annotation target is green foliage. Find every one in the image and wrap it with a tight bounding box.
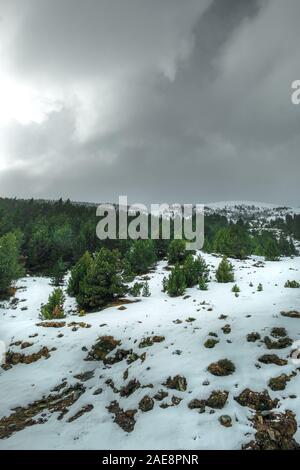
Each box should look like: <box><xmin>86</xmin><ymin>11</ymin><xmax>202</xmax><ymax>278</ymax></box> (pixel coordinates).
<box><xmin>67</xmin><ymin>251</ymin><xmax>93</xmax><ymax>297</ymax></box>
<box><xmin>167</xmin><ymin>239</ymin><xmax>188</xmax><ymax>265</ymax></box>
<box><xmin>183</xmin><ymin>254</ymin><xmax>209</xmax><ymax>287</ymax></box>
<box><xmin>129</xmin><ymin>282</ymin><xmax>143</xmax><ymax>297</ymax></box>
<box><xmin>0</xmin><ymin>232</ymin><xmax>24</xmax><ymax>297</ymax></box>
<box><xmin>257</xmin><ymin>283</ymin><xmax>263</xmax><ymax>292</ymax></box>
<box><xmin>51</xmin><ymin>258</ymin><xmax>66</xmax><ymax>286</ymax></box>
<box><xmin>142</xmin><ymin>281</ymin><xmax>151</xmax><ymax>297</ymax></box>
<box><xmin>40</xmin><ymin>288</ymin><xmax>65</xmax><ymax>320</ymax></box>
<box><xmin>231</xmin><ymin>284</ymin><xmax>240</xmax><ymax>293</ymax></box>
<box><xmin>198</xmin><ymin>275</ymin><xmax>208</xmax><ymax>291</ymax></box>
<box><xmin>76</xmin><ymin>248</ymin><xmax>127</xmax><ymax>310</ymax></box>
<box><xmin>125</xmin><ymin>240</ymin><xmax>156</xmax><ymax>275</ymax></box>
<box><xmin>284</xmin><ymin>280</ymin><xmax>300</xmax><ymax>288</ymax></box>
<box><xmin>165</xmin><ymin>264</ymin><xmax>186</xmax><ymax>297</ymax></box>
<box><xmin>216</xmin><ymin>257</ymin><xmax>234</xmax><ymax>283</ymax></box>
<box><xmin>162</xmin><ymin>276</ymin><xmax>168</xmax><ymax>292</ymax></box>
<box><xmin>263</xmin><ymin>238</ymin><xmax>280</xmax><ymax>261</ymax></box>
<box><xmin>213</xmin><ymin>220</ymin><xmax>251</xmax><ymax>259</ymax></box>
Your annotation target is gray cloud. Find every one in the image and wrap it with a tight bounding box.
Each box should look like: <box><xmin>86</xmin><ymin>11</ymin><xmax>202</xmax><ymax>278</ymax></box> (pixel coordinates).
<box><xmin>0</xmin><ymin>0</ymin><xmax>300</xmax><ymax>205</ymax></box>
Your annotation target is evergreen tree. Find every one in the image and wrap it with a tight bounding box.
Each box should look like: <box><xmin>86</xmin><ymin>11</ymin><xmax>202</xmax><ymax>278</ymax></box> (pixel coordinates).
<box><xmin>213</xmin><ymin>220</ymin><xmax>251</xmax><ymax>259</ymax></box>
<box><xmin>183</xmin><ymin>254</ymin><xmax>209</xmax><ymax>287</ymax></box>
<box><xmin>0</xmin><ymin>232</ymin><xmax>24</xmax><ymax>297</ymax></box>
<box><xmin>257</xmin><ymin>283</ymin><xmax>263</xmax><ymax>292</ymax></box>
<box><xmin>76</xmin><ymin>248</ymin><xmax>127</xmax><ymax>310</ymax></box>
<box><xmin>51</xmin><ymin>258</ymin><xmax>66</xmax><ymax>286</ymax></box>
<box><xmin>216</xmin><ymin>257</ymin><xmax>234</xmax><ymax>283</ymax></box>
<box><xmin>167</xmin><ymin>239</ymin><xmax>188</xmax><ymax>265</ymax></box>
<box><xmin>40</xmin><ymin>288</ymin><xmax>65</xmax><ymax>320</ymax></box>
<box><xmin>125</xmin><ymin>240</ymin><xmax>156</xmax><ymax>275</ymax></box>
<box><xmin>129</xmin><ymin>282</ymin><xmax>143</xmax><ymax>296</ymax></box>
<box><xmin>198</xmin><ymin>275</ymin><xmax>208</xmax><ymax>291</ymax></box>
<box><xmin>165</xmin><ymin>264</ymin><xmax>186</xmax><ymax>297</ymax></box>
<box><xmin>142</xmin><ymin>281</ymin><xmax>151</xmax><ymax>297</ymax></box>
<box><xmin>67</xmin><ymin>251</ymin><xmax>93</xmax><ymax>297</ymax></box>
<box><xmin>264</xmin><ymin>238</ymin><xmax>280</xmax><ymax>261</ymax></box>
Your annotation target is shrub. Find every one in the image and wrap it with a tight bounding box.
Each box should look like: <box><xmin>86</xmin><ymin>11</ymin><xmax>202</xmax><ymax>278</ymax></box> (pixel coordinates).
<box><xmin>76</xmin><ymin>248</ymin><xmax>127</xmax><ymax>310</ymax></box>
<box><xmin>0</xmin><ymin>232</ymin><xmax>24</xmax><ymax>298</ymax></box>
<box><xmin>231</xmin><ymin>284</ymin><xmax>240</xmax><ymax>293</ymax></box>
<box><xmin>167</xmin><ymin>240</ymin><xmax>188</xmax><ymax>265</ymax></box>
<box><xmin>165</xmin><ymin>264</ymin><xmax>186</xmax><ymax>297</ymax></box>
<box><xmin>129</xmin><ymin>282</ymin><xmax>143</xmax><ymax>296</ymax></box>
<box><xmin>284</xmin><ymin>280</ymin><xmax>300</xmax><ymax>288</ymax></box>
<box><xmin>183</xmin><ymin>254</ymin><xmax>209</xmax><ymax>288</ymax></box>
<box><xmin>124</xmin><ymin>240</ymin><xmax>156</xmax><ymax>275</ymax></box>
<box><xmin>40</xmin><ymin>288</ymin><xmax>65</xmax><ymax>320</ymax></box>
<box><xmin>199</xmin><ymin>276</ymin><xmax>208</xmax><ymax>291</ymax></box>
<box><xmin>216</xmin><ymin>257</ymin><xmax>234</xmax><ymax>283</ymax></box>
<box><xmin>51</xmin><ymin>258</ymin><xmax>66</xmax><ymax>286</ymax></box>
<box><xmin>142</xmin><ymin>281</ymin><xmax>151</xmax><ymax>297</ymax></box>
<box><xmin>257</xmin><ymin>283</ymin><xmax>263</xmax><ymax>292</ymax></box>
<box><xmin>67</xmin><ymin>251</ymin><xmax>93</xmax><ymax>297</ymax></box>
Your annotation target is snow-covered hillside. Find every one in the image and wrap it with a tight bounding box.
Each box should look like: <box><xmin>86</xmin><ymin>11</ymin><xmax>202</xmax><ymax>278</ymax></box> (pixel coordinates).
<box><xmin>0</xmin><ymin>252</ymin><xmax>300</xmax><ymax>450</ymax></box>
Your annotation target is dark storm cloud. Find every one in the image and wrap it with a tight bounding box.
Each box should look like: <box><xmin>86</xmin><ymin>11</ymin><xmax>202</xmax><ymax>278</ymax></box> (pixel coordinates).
<box><xmin>0</xmin><ymin>0</ymin><xmax>300</xmax><ymax>205</ymax></box>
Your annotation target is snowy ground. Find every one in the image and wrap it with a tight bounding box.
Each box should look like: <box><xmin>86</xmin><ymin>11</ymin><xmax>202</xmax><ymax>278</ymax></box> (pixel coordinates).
<box><xmin>0</xmin><ymin>252</ymin><xmax>300</xmax><ymax>450</ymax></box>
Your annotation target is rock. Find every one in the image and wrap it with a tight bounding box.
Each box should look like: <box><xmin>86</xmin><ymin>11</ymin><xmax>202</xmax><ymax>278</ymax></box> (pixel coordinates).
<box><xmin>164</xmin><ymin>375</ymin><xmax>187</xmax><ymax>392</ymax></box>
<box><xmin>243</xmin><ymin>411</ymin><xmax>300</xmax><ymax>450</ymax></box>
<box><xmin>107</xmin><ymin>401</ymin><xmax>137</xmax><ymax>433</ymax></box>
<box><xmin>264</xmin><ymin>336</ymin><xmax>293</xmax><ymax>350</ymax></box>
<box><xmin>139</xmin><ymin>395</ymin><xmax>154</xmax><ymax>412</ymax></box>
<box><xmin>234</xmin><ymin>388</ymin><xmax>279</xmax><ymax>411</ymax></box>
<box><xmin>104</xmin><ymin>348</ymin><xmax>132</xmax><ymax>365</ymax></box>
<box><xmin>247</xmin><ymin>332</ymin><xmax>261</xmax><ymax>342</ymax></box>
<box><xmin>20</xmin><ymin>342</ymin><xmax>33</xmax><ymax>349</ymax></box>
<box><xmin>258</xmin><ymin>354</ymin><xmax>288</xmax><ymax>366</ymax></box>
<box><xmin>281</xmin><ymin>310</ymin><xmax>300</xmax><ymax>319</ymax></box>
<box><xmin>270</xmin><ymin>327</ymin><xmax>287</xmax><ymax>338</ymax></box>
<box><xmin>67</xmin><ymin>404</ymin><xmax>94</xmax><ymax>422</ymax></box>
<box><xmin>204</xmin><ymin>338</ymin><xmax>219</xmax><ymax>349</ymax></box>
<box><xmin>188</xmin><ymin>399</ymin><xmax>206</xmax><ymax>412</ymax></box>
<box><xmin>207</xmin><ymin>359</ymin><xmax>235</xmax><ymax>376</ymax></box>
<box><xmin>139</xmin><ymin>336</ymin><xmax>165</xmax><ymax>348</ymax></box>
<box><xmin>86</xmin><ymin>336</ymin><xmax>121</xmax><ymax>361</ymax></box>
<box><xmin>73</xmin><ymin>370</ymin><xmax>95</xmax><ymax>382</ymax></box>
<box><xmin>3</xmin><ymin>346</ymin><xmax>51</xmax><ymax>367</ymax></box>
<box><xmin>120</xmin><ymin>379</ymin><xmax>140</xmax><ymax>397</ymax></box>
<box><xmin>36</xmin><ymin>321</ymin><xmax>66</xmax><ymax>328</ymax></box>
<box><xmin>222</xmin><ymin>324</ymin><xmax>231</xmax><ymax>334</ymax></box>
<box><xmin>93</xmin><ymin>387</ymin><xmax>103</xmax><ymax>395</ymax></box>
<box><xmin>118</xmin><ymin>306</ymin><xmax>127</xmax><ymax>310</ymax></box>
<box><xmin>268</xmin><ymin>374</ymin><xmax>291</xmax><ymax>391</ymax></box>
<box><xmin>153</xmin><ymin>390</ymin><xmax>168</xmax><ymax>401</ymax></box>
<box><xmin>206</xmin><ymin>390</ymin><xmax>229</xmax><ymax>409</ymax></box>
<box><xmin>219</xmin><ymin>415</ymin><xmax>232</xmax><ymax>428</ymax></box>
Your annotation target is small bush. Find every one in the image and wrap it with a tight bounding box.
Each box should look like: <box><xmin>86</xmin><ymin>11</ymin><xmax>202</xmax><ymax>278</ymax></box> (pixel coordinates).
<box><xmin>216</xmin><ymin>257</ymin><xmax>234</xmax><ymax>283</ymax></box>
<box><xmin>40</xmin><ymin>288</ymin><xmax>65</xmax><ymax>320</ymax></box>
<box><xmin>165</xmin><ymin>264</ymin><xmax>186</xmax><ymax>297</ymax></box>
<box><xmin>231</xmin><ymin>284</ymin><xmax>240</xmax><ymax>293</ymax></box>
<box><xmin>199</xmin><ymin>276</ymin><xmax>208</xmax><ymax>291</ymax></box>
<box><xmin>167</xmin><ymin>240</ymin><xmax>188</xmax><ymax>265</ymax></box>
<box><xmin>284</xmin><ymin>280</ymin><xmax>300</xmax><ymax>288</ymax></box>
<box><xmin>257</xmin><ymin>283</ymin><xmax>263</xmax><ymax>292</ymax></box>
<box><xmin>129</xmin><ymin>282</ymin><xmax>143</xmax><ymax>297</ymax></box>
<box><xmin>142</xmin><ymin>281</ymin><xmax>151</xmax><ymax>297</ymax></box>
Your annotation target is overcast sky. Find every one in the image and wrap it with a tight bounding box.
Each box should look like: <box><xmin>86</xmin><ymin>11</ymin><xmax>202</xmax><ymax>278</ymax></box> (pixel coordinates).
<box><xmin>0</xmin><ymin>0</ymin><xmax>299</xmax><ymax>205</ymax></box>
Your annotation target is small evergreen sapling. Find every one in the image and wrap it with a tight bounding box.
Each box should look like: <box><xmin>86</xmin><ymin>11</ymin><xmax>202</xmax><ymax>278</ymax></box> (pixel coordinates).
<box><xmin>199</xmin><ymin>275</ymin><xmax>208</xmax><ymax>291</ymax></box>
<box><xmin>257</xmin><ymin>283</ymin><xmax>263</xmax><ymax>292</ymax></box>
<box><xmin>142</xmin><ymin>281</ymin><xmax>151</xmax><ymax>297</ymax></box>
<box><xmin>284</xmin><ymin>280</ymin><xmax>300</xmax><ymax>288</ymax></box>
<box><xmin>165</xmin><ymin>264</ymin><xmax>186</xmax><ymax>297</ymax></box>
<box><xmin>40</xmin><ymin>288</ymin><xmax>65</xmax><ymax>320</ymax></box>
<box><xmin>216</xmin><ymin>257</ymin><xmax>234</xmax><ymax>283</ymax></box>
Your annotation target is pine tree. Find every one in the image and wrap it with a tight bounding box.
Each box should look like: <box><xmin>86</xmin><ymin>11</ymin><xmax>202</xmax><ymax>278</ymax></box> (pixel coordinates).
<box><xmin>231</xmin><ymin>284</ymin><xmax>240</xmax><ymax>293</ymax></box>
<box><xmin>142</xmin><ymin>281</ymin><xmax>151</xmax><ymax>297</ymax></box>
<box><xmin>125</xmin><ymin>240</ymin><xmax>156</xmax><ymax>275</ymax></box>
<box><xmin>165</xmin><ymin>264</ymin><xmax>186</xmax><ymax>297</ymax></box>
<box><xmin>67</xmin><ymin>251</ymin><xmax>92</xmax><ymax>297</ymax></box>
<box><xmin>264</xmin><ymin>238</ymin><xmax>280</xmax><ymax>261</ymax></box>
<box><xmin>198</xmin><ymin>275</ymin><xmax>208</xmax><ymax>291</ymax></box>
<box><xmin>51</xmin><ymin>258</ymin><xmax>66</xmax><ymax>286</ymax></box>
<box><xmin>216</xmin><ymin>257</ymin><xmax>234</xmax><ymax>283</ymax></box>
<box><xmin>0</xmin><ymin>232</ymin><xmax>24</xmax><ymax>298</ymax></box>
<box><xmin>76</xmin><ymin>248</ymin><xmax>127</xmax><ymax>310</ymax></box>
<box><xmin>167</xmin><ymin>239</ymin><xmax>188</xmax><ymax>265</ymax></box>
<box><xmin>257</xmin><ymin>283</ymin><xmax>263</xmax><ymax>292</ymax></box>
<box><xmin>40</xmin><ymin>288</ymin><xmax>65</xmax><ymax>320</ymax></box>
<box><xmin>183</xmin><ymin>254</ymin><xmax>209</xmax><ymax>288</ymax></box>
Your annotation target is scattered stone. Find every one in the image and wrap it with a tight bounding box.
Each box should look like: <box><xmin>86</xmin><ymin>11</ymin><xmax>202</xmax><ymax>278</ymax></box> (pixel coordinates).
<box><xmin>207</xmin><ymin>359</ymin><xmax>235</xmax><ymax>376</ymax></box>
<box><xmin>67</xmin><ymin>404</ymin><xmax>94</xmax><ymax>423</ymax></box>
<box><xmin>234</xmin><ymin>388</ymin><xmax>279</xmax><ymax>411</ymax></box>
<box><xmin>104</xmin><ymin>348</ymin><xmax>132</xmax><ymax>365</ymax></box>
<box><xmin>222</xmin><ymin>324</ymin><xmax>231</xmax><ymax>334</ymax></box>
<box><xmin>206</xmin><ymin>390</ymin><xmax>229</xmax><ymax>409</ymax></box>
<box><xmin>219</xmin><ymin>315</ymin><xmax>228</xmax><ymax>320</ymax></box>
<box><xmin>264</xmin><ymin>336</ymin><xmax>293</xmax><ymax>350</ymax></box>
<box><xmin>281</xmin><ymin>310</ymin><xmax>300</xmax><ymax>319</ymax></box>
<box><xmin>164</xmin><ymin>375</ymin><xmax>187</xmax><ymax>392</ymax></box>
<box><xmin>86</xmin><ymin>336</ymin><xmax>121</xmax><ymax>361</ymax></box>
<box><xmin>73</xmin><ymin>370</ymin><xmax>95</xmax><ymax>382</ymax></box>
<box><xmin>208</xmin><ymin>332</ymin><xmax>218</xmax><ymax>338</ymax></box>
<box><xmin>93</xmin><ymin>387</ymin><xmax>103</xmax><ymax>396</ymax></box>
<box><xmin>107</xmin><ymin>401</ymin><xmax>137</xmax><ymax>433</ymax></box>
<box><xmin>243</xmin><ymin>411</ymin><xmax>300</xmax><ymax>450</ymax></box>
<box><xmin>36</xmin><ymin>321</ymin><xmax>66</xmax><ymax>328</ymax></box>
<box><xmin>247</xmin><ymin>332</ymin><xmax>261</xmax><ymax>342</ymax></box>
<box><xmin>219</xmin><ymin>415</ymin><xmax>232</xmax><ymax>428</ymax></box>
<box><xmin>3</xmin><ymin>346</ymin><xmax>51</xmax><ymax>368</ymax></box>
<box><xmin>139</xmin><ymin>336</ymin><xmax>165</xmax><ymax>348</ymax></box>
<box><xmin>139</xmin><ymin>395</ymin><xmax>154</xmax><ymax>412</ymax></box>
<box><xmin>204</xmin><ymin>338</ymin><xmax>219</xmax><ymax>349</ymax></box>
<box><xmin>270</xmin><ymin>327</ymin><xmax>287</xmax><ymax>338</ymax></box>
<box><xmin>188</xmin><ymin>399</ymin><xmax>206</xmax><ymax>413</ymax></box>
<box><xmin>258</xmin><ymin>354</ymin><xmax>288</xmax><ymax>366</ymax></box>
<box><xmin>120</xmin><ymin>379</ymin><xmax>141</xmax><ymax>397</ymax></box>
<box><xmin>153</xmin><ymin>390</ymin><xmax>168</xmax><ymax>401</ymax></box>
<box><xmin>186</xmin><ymin>317</ymin><xmax>196</xmax><ymax>323</ymax></box>
<box><xmin>268</xmin><ymin>374</ymin><xmax>291</xmax><ymax>391</ymax></box>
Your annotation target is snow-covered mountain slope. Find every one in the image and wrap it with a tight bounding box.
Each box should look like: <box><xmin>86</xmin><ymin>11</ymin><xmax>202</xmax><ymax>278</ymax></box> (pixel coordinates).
<box><xmin>0</xmin><ymin>253</ymin><xmax>300</xmax><ymax>450</ymax></box>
